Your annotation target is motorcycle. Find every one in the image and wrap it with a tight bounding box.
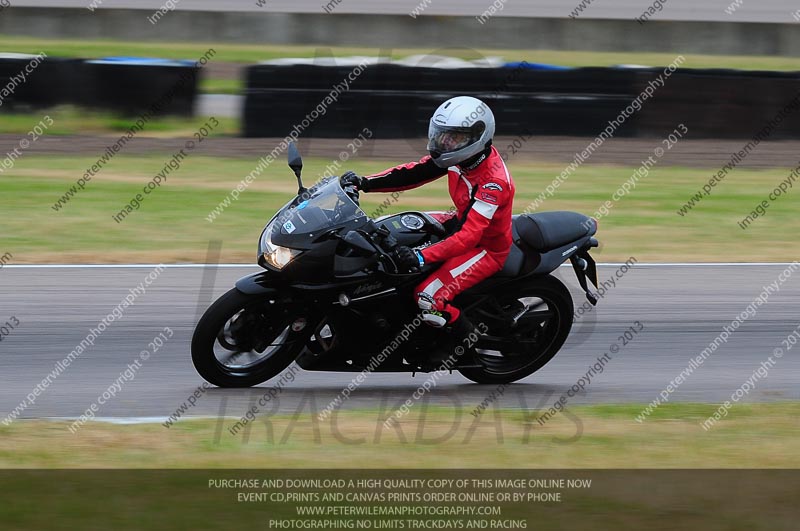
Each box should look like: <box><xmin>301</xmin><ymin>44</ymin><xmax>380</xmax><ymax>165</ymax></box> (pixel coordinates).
<box><xmin>192</xmin><ymin>144</ymin><xmax>600</xmax><ymax>387</ymax></box>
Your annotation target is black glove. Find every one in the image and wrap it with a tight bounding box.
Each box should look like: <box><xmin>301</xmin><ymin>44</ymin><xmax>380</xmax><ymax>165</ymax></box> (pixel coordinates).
<box><xmin>393</xmin><ymin>246</ymin><xmax>422</xmax><ymax>272</ymax></box>
<box><xmin>340</xmin><ymin>171</ymin><xmax>369</xmax><ymax>192</ymax></box>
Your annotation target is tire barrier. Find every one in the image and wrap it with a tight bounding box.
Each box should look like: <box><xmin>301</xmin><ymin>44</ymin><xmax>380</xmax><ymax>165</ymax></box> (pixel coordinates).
<box><xmin>244</xmin><ymin>63</ymin><xmax>800</xmax><ymax>139</ymax></box>
<box><xmin>244</xmin><ymin>63</ymin><xmax>639</xmax><ymax>138</ymax></box>
<box><xmin>0</xmin><ymin>56</ymin><xmax>199</xmax><ymax>116</ymax></box>
<box><xmin>632</xmin><ymin>68</ymin><xmax>800</xmax><ymax>139</ymax></box>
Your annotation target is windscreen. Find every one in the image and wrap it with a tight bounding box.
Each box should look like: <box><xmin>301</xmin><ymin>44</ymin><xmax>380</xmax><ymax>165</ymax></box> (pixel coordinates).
<box><xmin>275</xmin><ymin>178</ymin><xmax>366</xmax><ymax>239</ymax></box>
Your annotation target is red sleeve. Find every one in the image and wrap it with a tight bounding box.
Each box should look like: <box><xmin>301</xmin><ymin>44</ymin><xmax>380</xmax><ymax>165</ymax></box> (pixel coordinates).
<box><xmin>421</xmin><ymin>178</ymin><xmax>510</xmax><ymax>263</ymax></box>
<box><xmin>421</xmin><ymin>206</ymin><xmax>492</xmax><ymax>263</ymax></box>
<box><xmin>364</xmin><ymin>155</ymin><xmax>445</xmax><ymax>193</ymax></box>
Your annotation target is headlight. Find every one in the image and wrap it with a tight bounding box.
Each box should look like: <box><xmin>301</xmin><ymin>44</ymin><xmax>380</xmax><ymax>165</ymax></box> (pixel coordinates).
<box><xmin>260</xmin><ymin>222</ymin><xmax>302</xmax><ymax>269</ymax></box>
<box><xmin>263</xmin><ymin>245</ymin><xmax>302</xmax><ymax>269</ymax></box>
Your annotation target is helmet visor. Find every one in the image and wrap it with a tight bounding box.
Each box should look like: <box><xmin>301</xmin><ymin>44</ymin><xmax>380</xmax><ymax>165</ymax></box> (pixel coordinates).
<box><xmin>427</xmin><ymin>122</ymin><xmax>485</xmax><ymax>154</ymax></box>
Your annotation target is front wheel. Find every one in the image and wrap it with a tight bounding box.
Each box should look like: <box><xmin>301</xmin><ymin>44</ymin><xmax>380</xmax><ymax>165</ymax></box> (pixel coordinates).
<box><xmin>191</xmin><ymin>288</ymin><xmax>310</xmax><ymax>387</ymax></box>
<box><xmin>459</xmin><ymin>275</ymin><xmax>574</xmax><ymax>384</ymax></box>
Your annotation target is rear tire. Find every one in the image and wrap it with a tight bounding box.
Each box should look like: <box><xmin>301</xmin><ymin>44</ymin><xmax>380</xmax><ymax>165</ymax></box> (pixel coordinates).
<box><xmin>458</xmin><ymin>275</ymin><xmax>573</xmax><ymax>384</ymax></box>
<box><xmin>191</xmin><ymin>288</ymin><xmax>307</xmax><ymax>388</ymax></box>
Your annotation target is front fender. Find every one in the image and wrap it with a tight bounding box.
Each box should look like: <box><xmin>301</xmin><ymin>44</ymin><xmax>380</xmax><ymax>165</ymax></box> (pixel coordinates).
<box><xmin>235</xmin><ymin>271</ymin><xmax>280</xmax><ymax>295</ymax></box>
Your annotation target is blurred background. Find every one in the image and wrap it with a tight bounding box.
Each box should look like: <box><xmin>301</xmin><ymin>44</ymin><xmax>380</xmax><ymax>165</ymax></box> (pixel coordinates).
<box><xmin>0</xmin><ymin>0</ymin><xmax>799</xmax><ymax>264</ymax></box>
<box><xmin>1</xmin><ymin>2</ymin><xmax>799</xmax><ymax>507</ymax></box>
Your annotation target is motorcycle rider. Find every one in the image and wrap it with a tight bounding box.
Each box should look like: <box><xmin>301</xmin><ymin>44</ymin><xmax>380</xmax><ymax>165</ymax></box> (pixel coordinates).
<box><xmin>341</xmin><ymin>96</ymin><xmax>516</xmax><ymax>363</ymax></box>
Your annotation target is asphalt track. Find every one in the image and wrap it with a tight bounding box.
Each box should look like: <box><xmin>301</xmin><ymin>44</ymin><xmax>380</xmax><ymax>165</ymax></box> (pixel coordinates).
<box><xmin>1</xmin><ymin>264</ymin><xmax>797</xmax><ymax>423</ymax></box>
<box><xmin>11</xmin><ymin>0</ymin><xmax>800</xmax><ymax>23</ymax></box>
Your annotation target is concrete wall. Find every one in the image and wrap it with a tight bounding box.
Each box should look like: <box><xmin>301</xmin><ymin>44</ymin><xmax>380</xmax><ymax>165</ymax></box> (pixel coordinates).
<box><xmin>1</xmin><ymin>8</ymin><xmax>799</xmax><ymax>57</ymax></box>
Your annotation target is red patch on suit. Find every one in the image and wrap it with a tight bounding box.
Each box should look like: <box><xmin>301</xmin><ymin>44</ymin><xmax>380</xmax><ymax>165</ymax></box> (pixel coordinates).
<box><xmin>480</xmin><ymin>192</ymin><xmax>498</xmax><ymax>203</ymax></box>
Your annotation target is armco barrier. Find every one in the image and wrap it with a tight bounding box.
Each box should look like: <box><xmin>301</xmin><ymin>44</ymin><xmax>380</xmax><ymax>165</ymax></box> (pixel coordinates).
<box><xmin>243</xmin><ymin>63</ymin><xmax>800</xmax><ymax>140</ymax></box>
<box><xmin>0</xmin><ymin>56</ymin><xmax>199</xmax><ymax>116</ymax></box>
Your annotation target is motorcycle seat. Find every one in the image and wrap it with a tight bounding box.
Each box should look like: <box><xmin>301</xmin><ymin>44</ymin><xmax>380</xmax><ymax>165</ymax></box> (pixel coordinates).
<box><xmin>497</xmin><ymin>243</ymin><xmax>525</xmax><ymax>277</ymax></box>
<box><xmin>513</xmin><ymin>211</ymin><xmax>595</xmax><ymax>252</ymax></box>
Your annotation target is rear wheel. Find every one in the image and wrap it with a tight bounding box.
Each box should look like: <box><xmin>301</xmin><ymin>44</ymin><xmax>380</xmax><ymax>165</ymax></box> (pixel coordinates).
<box><xmin>458</xmin><ymin>275</ymin><xmax>573</xmax><ymax>384</ymax></box>
<box><xmin>191</xmin><ymin>288</ymin><xmax>310</xmax><ymax>387</ymax></box>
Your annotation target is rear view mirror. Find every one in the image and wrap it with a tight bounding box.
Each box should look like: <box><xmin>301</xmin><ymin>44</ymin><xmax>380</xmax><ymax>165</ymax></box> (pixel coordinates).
<box><xmin>287</xmin><ymin>142</ymin><xmax>305</xmax><ymax>195</ymax></box>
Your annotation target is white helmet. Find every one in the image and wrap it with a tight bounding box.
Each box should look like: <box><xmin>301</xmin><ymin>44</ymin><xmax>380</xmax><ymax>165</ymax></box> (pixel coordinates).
<box><xmin>427</xmin><ymin>96</ymin><xmax>495</xmax><ymax>168</ymax></box>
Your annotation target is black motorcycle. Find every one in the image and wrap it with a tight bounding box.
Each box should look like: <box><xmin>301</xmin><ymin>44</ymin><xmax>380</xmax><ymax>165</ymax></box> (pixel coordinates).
<box><xmin>192</xmin><ymin>144</ymin><xmax>600</xmax><ymax>387</ymax></box>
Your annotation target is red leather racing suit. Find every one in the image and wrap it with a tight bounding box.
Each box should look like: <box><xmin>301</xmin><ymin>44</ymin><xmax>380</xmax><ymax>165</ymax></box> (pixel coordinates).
<box><xmin>365</xmin><ymin>146</ymin><xmax>516</xmax><ymax>325</ymax></box>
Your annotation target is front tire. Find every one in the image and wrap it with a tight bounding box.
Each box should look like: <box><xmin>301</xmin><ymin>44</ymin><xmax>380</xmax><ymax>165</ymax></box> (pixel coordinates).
<box><xmin>458</xmin><ymin>275</ymin><xmax>574</xmax><ymax>384</ymax></box>
<box><xmin>191</xmin><ymin>288</ymin><xmax>308</xmax><ymax>387</ymax></box>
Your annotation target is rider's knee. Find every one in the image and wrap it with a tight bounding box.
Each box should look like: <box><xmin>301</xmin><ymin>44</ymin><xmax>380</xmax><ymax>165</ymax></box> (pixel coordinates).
<box><xmin>416</xmin><ymin>292</ymin><xmax>447</xmax><ymax>327</ymax></box>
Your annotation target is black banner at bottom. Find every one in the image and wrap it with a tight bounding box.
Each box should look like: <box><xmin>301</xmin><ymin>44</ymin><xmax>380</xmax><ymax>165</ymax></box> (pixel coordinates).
<box><xmin>1</xmin><ymin>469</ymin><xmax>797</xmax><ymax>530</ymax></box>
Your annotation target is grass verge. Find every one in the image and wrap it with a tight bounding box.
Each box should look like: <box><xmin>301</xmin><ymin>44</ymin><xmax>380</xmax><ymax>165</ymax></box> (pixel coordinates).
<box><xmin>1</xmin><ymin>154</ymin><xmax>796</xmax><ymax>263</ymax></box>
<box><xmin>1</xmin><ymin>402</ymin><xmax>797</xmax><ymax>468</ymax></box>
<box><xmin>0</xmin><ymin>107</ymin><xmax>238</xmax><ymax>136</ymax></box>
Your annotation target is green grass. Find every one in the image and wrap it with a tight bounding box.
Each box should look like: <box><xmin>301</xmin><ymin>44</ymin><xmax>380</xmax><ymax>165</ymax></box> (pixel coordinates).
<box><xmin>1</xmin><ymin>154</ymin><xmax>797</xmax><ymax>263</ymax></box>
<box><xmin>0</xmin><ymin>107</ymin><xmax>239</xmax><ymax>136</ymax></box>
<box><xmin>1</xmin><ymin>403</ymin><xmax>797</xmax><ymax>468</ymax></box>
<box><xmin>3</xmin><ymin>34</ymin><xmax>800</xmax><ymax>71</ymax></box>
<box><xmin>1</xmin><ymin>404</ymin><xmax>796</xmax><ymax>528</ymax></box>
<box><xmin>200</xmin><ymin>77</ymin><xmax>242</xmax><ymax>95</ymax></box>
